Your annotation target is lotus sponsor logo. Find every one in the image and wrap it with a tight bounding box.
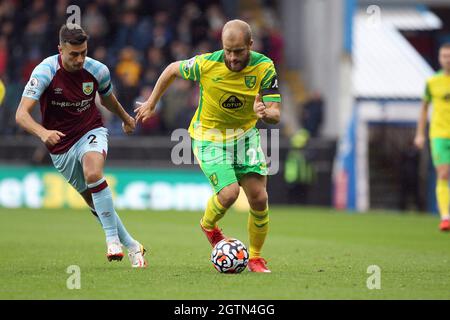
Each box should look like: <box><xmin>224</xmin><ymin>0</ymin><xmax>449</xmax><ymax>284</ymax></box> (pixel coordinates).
<box><xmin>221</xmin><ymin>95</ymin><xmax>244</xmax><ymax>109</ymax></box>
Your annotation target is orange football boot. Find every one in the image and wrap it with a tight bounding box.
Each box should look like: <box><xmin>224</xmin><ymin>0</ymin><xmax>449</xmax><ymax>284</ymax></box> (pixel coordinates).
<box><xmin>248</xmin><ymin>257</ymin><xmax>271</xmax><ymax>273</ymax></box>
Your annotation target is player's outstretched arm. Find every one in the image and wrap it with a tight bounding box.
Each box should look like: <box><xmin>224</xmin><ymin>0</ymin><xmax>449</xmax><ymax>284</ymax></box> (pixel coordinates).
<box><xmin>253</xmin><ymin>94</ymin><xmax>281</xmax><ymax>125</ymax></box>
<box><xmin>414</xmin><ymin>100</ymin><xmax>429</xmax><ymax>150</ymax></box>
<box><xmin>100</xmin><ymin>93</ymin><xmax>135</xmax><ymax>134</ymax></box>
<box><xmin>135</xmin><ymin>61</ymin><xmax>182</xmax><ymax>123</ymax></box>
<box><xmin>16</xmin><ymin>96</ymin><xmax>66</xmax><ymax>146</ymax></box>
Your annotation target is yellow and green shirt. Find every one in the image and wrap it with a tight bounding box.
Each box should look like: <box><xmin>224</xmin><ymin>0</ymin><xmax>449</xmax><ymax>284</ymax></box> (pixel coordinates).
<box><xmin>424</xmin><ymin>71</ymin><xmax>450</xmax><ymax>138</ymax></box>
<box><xmin>179</xmin><ymin>50</ymin><xmax>281</xmax><ymax>142</ymax></box>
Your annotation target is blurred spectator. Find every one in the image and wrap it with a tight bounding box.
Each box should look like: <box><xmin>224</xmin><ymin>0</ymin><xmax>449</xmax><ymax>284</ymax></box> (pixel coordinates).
<box><xmin>21</xmin><ymin>49</ymin><xmax>41</xmax><ymax>84</ymax></box>
<box><xmin>82</xmin><ymin>3</ymin><xmax>109</xmax><ymax>50</ymax></box>
<box><xmin>399</xmin><ymin>142</ymin><xmax>424</xmax><ymax>211</ymax></box>
<box><xmin>260</xmin><ymin>7</ymin><xmax>284</xmax><ymax>65</ymax></box>
<box><xmin>260</xmin><ymin>25</ymin><xmax>284</xmax><ymax>65</ymax></box>
<box><xmin>4</xmin><ymin>81</ymin><xmax>36</xmax><ymax>136</ymax></box>
<box><xmin>206</xmin><ymin>4</ymin><xmax>226</xmax><ymax>42</ymax></box>
<box><xmin>189</xmin><ymin>11</ymin><xmax>210</xmax><ymax>46</ymax></box>
<box><xmin>301</xmin><ymin>91</ymin><xmax>324</xmax><ymax>138</ymax></box>
<box><xmin>116</xmin><ymin>46</ymin><xmax>142</xmax><ymax>87</ymax></box>
<box><xmin>177</xmin><ymin>16</ymin><xmax>193</xmax><ymax>44</ymax></box>
<box><xmin>112</xmin><ymin>10</ymin><xmax>141</xmax><ymax>53</ymax></box>
<box><xmin>0</xmin><ymin>1</ymin><xmax>17</xmax><ymax>21</ymax></box>
<box><xmin>28</xmin><ymin>0</ymin><xmax>47</xmax><ymax>18</ymax></box>
<box><xmin>135</xmin><ymin>86</ymin><xmax>163</xmax><ymax>135</ymax></box>
<box><xmin>170</xmin><ymin>40</ymin><xmax>190</xmax><ymax>61</ymax></box>
<box><xmin>22</xmin><ymin>12</ymin><xmax>50</xmax><ymax>57</ymax></box>
<box><xmin>146</xmin><ymin>46</ymin><xmax>166</xmax><ymax>73</ymax></box>
<box><xmin>113</xmin><ymin>47</ymin><xmax>141</xmax><ymax>135</ymax></box>
<box><xmin>284</xmin><ymin>129</ymin><xmax>316</xmax><ymax>204</ymax></box>
<box><xmin>92</xmin><ymin>46</ymin><xmax>107</xmax><ymax>63</ymax></box>
<box><xmin>161</xmin><ymin>78</ymin><xmax>194</xmax><ymax>131</ymax></box>
<box><xmin>134</xmin><ymin>16</ymin><xmax>153</xmax><ymax>51</ymax></box>
<box><xmin>193</xmin><ymin>40</ymin><xmax>216</xmax><ymax>54</ymax></box>
<box><xmin>1</xmin><ymin>20</ymin><xmax>13</xmax><ymax>38</ymax></box>
<box><xmin>0</xmin><ymin>36</ymin><xmax>8</xmax><ymax>77</ymax></box>
<box><xmin>151</xmin><ymin>21</ymin><xmax>173</xmax><ymax>49</ymax></box>
<box><xmin>123</xmin><ymin>0</ymin><xmax>142</xmax><ymax>11</ymax></box>
<box><xmin>113</xmin><ymin>79</ymin><xmax>140</xmax><ymax>134</ymax></box>
<box><xmin>140</xmin><ymin>67</ymin><xmax>160</xmax><ymax>87</ymax></box>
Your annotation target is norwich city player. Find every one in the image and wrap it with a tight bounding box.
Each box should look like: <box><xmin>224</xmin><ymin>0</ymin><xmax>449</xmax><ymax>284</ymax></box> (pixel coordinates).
<box><xmin>135</xmin><ymin>20</ymin><xmax>281</xmax><ymax>272</ymax></box>
<box><xmin>415</xmin><ymin>43</ymin><xmax>450</xmax><ymax>232</ymax></box>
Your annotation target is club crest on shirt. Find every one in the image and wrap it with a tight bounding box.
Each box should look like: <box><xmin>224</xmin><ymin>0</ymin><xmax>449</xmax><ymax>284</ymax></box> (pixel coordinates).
<box><xmin>82</xmin><ymin>82</ymin><xmax>94</xmax><ymax>95</ymax></box>
<box><xmin>245</xmin><ymin>75</ymin><xmax>256</xmax><ymax>89</ymax></box>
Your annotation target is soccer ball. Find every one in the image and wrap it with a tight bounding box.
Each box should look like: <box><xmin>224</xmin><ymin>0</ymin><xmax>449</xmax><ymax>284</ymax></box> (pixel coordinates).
<box><xmin>211</xmin><ymin>238</ymin><xmax>249</xmax><ymax>273</ymax></box>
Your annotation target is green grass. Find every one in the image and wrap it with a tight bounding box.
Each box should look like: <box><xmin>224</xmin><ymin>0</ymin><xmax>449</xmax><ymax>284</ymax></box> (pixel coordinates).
<box><xmin>0</xmin><ymin>207</ymin><xmax>449</xmax><ymax>299</ymax></box>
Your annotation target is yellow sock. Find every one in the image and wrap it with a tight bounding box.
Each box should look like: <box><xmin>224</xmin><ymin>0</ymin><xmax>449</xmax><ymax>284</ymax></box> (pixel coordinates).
<box><xmin>201</xmin><ymin>194</ymin><xmax>227</xmax><ymax>230</ymax></box>
<box><xmin>436</xmin><ymin>179</ymin><xmax>450</xmax><ymax>220</ymax></box>
<box><xmin>248</xmin><ymin>207</ymin><xmax>269</xmax><ymax>259</ymax></box>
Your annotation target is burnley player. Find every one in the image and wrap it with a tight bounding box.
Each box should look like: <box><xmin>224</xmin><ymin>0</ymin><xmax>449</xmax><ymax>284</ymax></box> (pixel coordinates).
<box><xmin>15</xmin><ymin>24</ymin><xmax>147</xmax><ymax>267</ymax></box>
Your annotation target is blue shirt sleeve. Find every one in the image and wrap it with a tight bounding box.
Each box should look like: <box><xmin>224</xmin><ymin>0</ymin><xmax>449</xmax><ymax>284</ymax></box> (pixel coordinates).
<box><xmin>22</xmin><ymin>61</ymin><xmax>54</xmax><ymax>100</ymax></box>
<box><xmin>97</xmin><ymin>64</ymin><xmax>113</xmax><ymax>96</ymax></box>
<box><xmin>84</xmin><ymin>57</ymin><xmax>113</xmax><ymax>97</ymax></box>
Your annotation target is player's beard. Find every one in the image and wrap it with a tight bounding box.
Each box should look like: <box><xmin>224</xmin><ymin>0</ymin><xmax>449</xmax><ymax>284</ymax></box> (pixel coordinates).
<box><xmin>71</xmin><ymin>62</ymin><xmax>84</xmax><ymax>71</ymax></box>
<box><xmin>444</xmin><ymin>65</ymin><xmax>450</xmax><ymax>74</ymax></box>
<box><xmin>61</xmin><ymin>59</ymin><xmax>83</xmax><ymax>72</ymax></box>
<box><xmin>224</xmin><ymin>53</ymin><xmax>250</xmax><ymax>72</ymax></box>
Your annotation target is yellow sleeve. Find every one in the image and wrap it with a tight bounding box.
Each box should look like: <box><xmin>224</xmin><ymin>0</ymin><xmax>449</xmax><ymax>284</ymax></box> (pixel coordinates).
<box><xmin>423</xmin><ymin>80</ymin><xmax>431</xmax><ymax>103</ymax></box>
<box><xmin>179</xmin><ymin>55</ymin><xmax>203</xmax><ymax>82</ymax></box>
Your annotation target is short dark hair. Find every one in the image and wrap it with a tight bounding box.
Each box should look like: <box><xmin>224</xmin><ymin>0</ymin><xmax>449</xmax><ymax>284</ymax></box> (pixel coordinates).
<box><xmin>440</xmin><ymin>43</ymin><xmax>450</xmax><ymax>50</ymax></box>
<box><xmin>59</xmin><ymin>24</ymin><xmax>89</xmax><ymax>45</ymax></box>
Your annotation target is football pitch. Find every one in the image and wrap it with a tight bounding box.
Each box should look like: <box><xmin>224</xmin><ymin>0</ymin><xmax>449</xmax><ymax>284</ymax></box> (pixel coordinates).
<box><xmin>0</xmin><ymin>206</ymin><xmax>448</xmax><ymax>300</ymax></box>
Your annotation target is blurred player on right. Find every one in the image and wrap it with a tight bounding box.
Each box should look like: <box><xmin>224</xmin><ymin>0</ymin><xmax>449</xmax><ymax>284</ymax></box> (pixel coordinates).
<box><xmin>415</xmin><ymin>43</ymin><xmax>450</xmax><ymax>231</ymax></box>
